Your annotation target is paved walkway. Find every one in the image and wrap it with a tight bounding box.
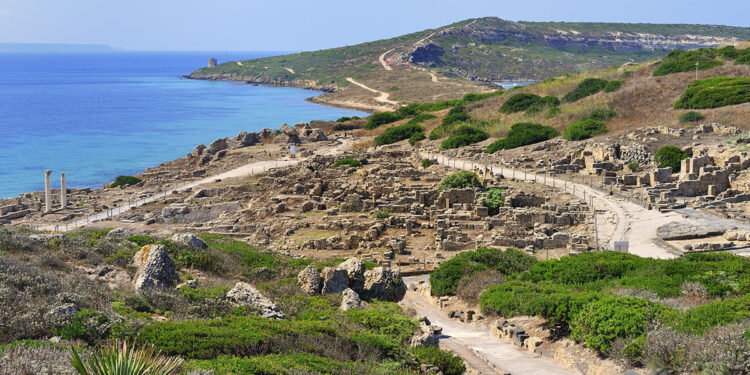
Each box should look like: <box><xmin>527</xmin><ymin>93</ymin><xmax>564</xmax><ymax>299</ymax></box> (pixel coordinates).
<box><xmin>402</xmin><ymin>276</ymin><xmax>577</xmax><ymax>375</ymax></box>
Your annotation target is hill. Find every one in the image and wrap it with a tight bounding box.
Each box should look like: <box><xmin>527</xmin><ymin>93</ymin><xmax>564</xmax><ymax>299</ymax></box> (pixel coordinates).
<box><xmin>187</xmin><ymin>17</ymin><xmax>750</xmax><ymax>111</ymax></box>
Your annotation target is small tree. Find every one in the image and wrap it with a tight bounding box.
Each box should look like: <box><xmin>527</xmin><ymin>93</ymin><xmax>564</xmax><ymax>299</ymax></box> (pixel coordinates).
<box><xmin>654</xmin><ymin>146</ymin><xmax>688</xmax><ymax>172</ymax></box>
<box><xmin>438</xmin><ymin>171</ymin><xmax>481</xmax><ymax>191</ymax></box>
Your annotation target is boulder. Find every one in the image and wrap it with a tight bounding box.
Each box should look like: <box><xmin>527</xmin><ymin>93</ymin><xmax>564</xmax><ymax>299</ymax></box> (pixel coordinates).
<box><xmin>225</xmin><ymin>282</ymin><xmax>285</xmax><ymax>319</ymax></box>
<box><xmin>44</xmin><ymin>303</ymin><xmax>79</xmax><ymax>326</ymax></box>
<box><xmin>258</xmin><ymin>128</ymin><xmax>275</xmax><ymax>139</ymax></box>
<box><xmin>133</xmin><ymin>244</ymin><xmax>178</xmax><ymax>293</ymax></box>
<box><xmin>362</xmin><ymin>267</ymin><xmax>406</xmax><ymax>302</ymax></box>
<box><xmin>234</xmin><ymin>131</ymin><xmax>260</xmax><ymax>147</ymax></box>
<box><xmin>297</xmin><ymin>265</ymin><xmax>322</xmax><ymax>295</ymax></box>
<box><xmin>207</xmin><ymin>138</ymin><xmax>230</xmax><ymax>154</ymax></box>
<box><xmin>106</xmin><ymin>227</ymin><xmax>131</xmax><ymax>238</ymax></box>
<box><xmin>410</xmin><ymin>317</ymin><xmax>439</xmax><ymax>347</ymax></box>
<box><xmin>336</xmin><ymin>258</ymin><xmax>366</xmax><ymax>293</ymax></box>
<box><xmin>191</xmin><ymin>144</ymin><xmax>207</xmax><ymax>157</ymax></box>
<box><xmin>340</xmin><ymin>288</ymin><xmax>367</xmax><ymax>311</ymax></box>
<box><xmin>300</xmin><ymin>201</ymin><xmax>315</xmax><ymax>213</ymax></box>
<box><xmin>320</xmin><ymin>267</ymin><xmax>349</xmax><ymax>294</ymax></box>
<box><xmin>171</xmin><ymin>233</ymin><xmax>208</xmax><ymax>250</ymax></box>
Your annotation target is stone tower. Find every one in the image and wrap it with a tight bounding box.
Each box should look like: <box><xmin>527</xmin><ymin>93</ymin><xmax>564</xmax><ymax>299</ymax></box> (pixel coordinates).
<box><xmin>208</xmin><ymin>58</ymin><xmax>217</xmax><ymax>68</ymax></box>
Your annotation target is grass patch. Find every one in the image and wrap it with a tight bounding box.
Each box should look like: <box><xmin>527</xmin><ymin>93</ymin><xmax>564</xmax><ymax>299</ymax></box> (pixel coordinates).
<box><xmin>562</xmin><ymin>78</ymin><xmax>608</xmax><ymax>103</ymax></box>
<box><xmin>110</xmin><ymin>176</ymin><xmax>142</xmax><ymax>188</ymax></box>
<box><xmin>332</xmin><ymin>158</ymin><xmax>362</xmax><ymax>169</ymax></box>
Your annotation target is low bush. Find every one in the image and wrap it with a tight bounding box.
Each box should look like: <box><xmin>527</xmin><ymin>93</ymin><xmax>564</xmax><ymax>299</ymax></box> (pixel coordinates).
<box><xmin>430</xmin><ymin>247</ymin><xmax>536</xmax><ymax>296</ymax></box>
<box><xmin>441</xmin><ymin>103</ymin><xmax>471</xmax><ymax>127</ymax></box>
<box><xmin>570</xmin><ymin>297</ymin><xmax>672</xmax><ymax>354</ymax></box>
<box><xmin>653</xmin><ymin>49</ymin><xmax>723</xmax><ymax>76</ymax></box>
<box><xmin>410</xmin><ymin>346</ymin><xmax>465</xmax><ymax>375</ymax></box>
<box><xmin>562</xmin><ymin>78</ymin><xmax>608</xmax><ymax>102</ymax></box>
<box><xmin>373</xmin><ymin>208</ymin><xmax>391</xmax><ymax>219</ymax></box>
<box><xmin>674</xmin><ymin>77</ymin><xmax>750</xmax><ymax>109</ymax></box>
<box><xmin>408</xmin><ymin>131</ymin><xmax>426</xmax><ymax>146</ymax></box>
<box><xmin>716</xmin><ymin>45</ymin><xmax>740</xmax><ymax>59</ymax></box>
<box><xmin>588</xmin><ymin>109</ymin><xmax>616</xmax><ymax>122</ymax></box>
<box><xmin>484</xmin><ymin>123</ymin><xmax>558</xmax><ymax>153</ymax></box>
<box><xmin>440</xmin><ymin>125</ymin><xmax>489</xmax><ymax>150</ymax></box>
<box><xmin>365</xmin><ymin>112</ymin><xmax>399</xmax><ymax>129</ymax></box>
<box><xmin>679</xmin><ymin>111</ymin><xmax>705</xmax><ymax>123</ymax></box>
<box><xmin>604</xmin><ymin>80</ymin><xmax>624</xmax><ymax>92</ymax></box>
<box><xmin>456</xmin><ymin>269</ymin><xmax>504</xmax><ymax>305</ymax></box>
<box><xmin>420</xmin><ymin>159</ymin><xmax>435</xmax><ymax>168</ymax></box>
<box><xmin>332</xmin><ymin>158</ymin><xmax>361</xmax><ymax>169</ymax></box>
<box><xmin>499</xmin><ymin>93</ymin><xmax>558</xmax><ymax>114</ymax></box>
<box><xmin>672</xmin><ymin>294</ymin><xmax>750</xmax><ymax>335</ymax></box>
<box><xmin>336</xmin><ymin>116</ymin><xmax>360</xmax><ymax>122</ymax></box>
<box><xmin>482</xmin><ymin>188</ymin><xmax>505</xmax><ymax>216</ymax></box>
<box><xmin>480</xmin><ymin>281</ymin><xmax>603</xmax><ymax>326</ymax></box>
<box><xmin>545</xmin><ymin>107</ymin><xmax>561</xmax><ymax>119</ymax></box>
<box><xmin>110</xmin><ymin>176</ymin><xmax>142</xmax><ymax>188</ymax></box>
<box><xmin>563</xmin><ymin>118</ymin><xmax>607</xmax><ymax>141</ymax></box>
<box><xmin>374</xmin><ymin>123</ymin><xmax>424</xmax><ymax>146</ymax></box>
<box><xmin>462</xmin><ymin>91</ymin><xmax>503</xmax><ymax>103</ymax></box>
<box><xmin>438</xmin><ymin>171</ymin><xmax>481</xmax><ymax>191</ymax></box>
<box><xmin>627</xmin><ymin>162</ymin><xmax>639</xmax><ymax>172</ymax></box>
<box><xmin>654</xmin><ymin>146</ymin><xmax>687</xmax><ymax>172</ymax></box>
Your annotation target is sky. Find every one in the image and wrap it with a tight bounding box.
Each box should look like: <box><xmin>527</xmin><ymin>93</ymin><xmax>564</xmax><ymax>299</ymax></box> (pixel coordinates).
<box><xmin>0</xmin><ymin>0</ymin><xmax>748</xmax><ymax>51</ymax></box>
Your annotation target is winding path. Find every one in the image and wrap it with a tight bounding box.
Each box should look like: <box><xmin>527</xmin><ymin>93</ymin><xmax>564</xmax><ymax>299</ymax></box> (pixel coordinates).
<box><xmin>378</xmin><ymin>48</ymin><xmax>394</xmax><ymax>71</ymax></box>
<box><xmin>402</xmin><ymin>275</ymin><xmax>577</xmax><ymax>375</ymax></box>
<box><xmin>345</xmin><ymin>77</ymin><xmax>398</xmax><ymax>105</ymax></box>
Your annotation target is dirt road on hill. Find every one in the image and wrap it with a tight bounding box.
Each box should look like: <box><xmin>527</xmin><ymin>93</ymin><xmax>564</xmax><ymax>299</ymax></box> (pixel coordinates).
<box><xmin>378</xmin><ymin>48</ymin><xmax>394</xmax><ymax>71</ymax></box>
<box><xmin>345</xmin><ymin>77</ymin><xmax>398</xmax><ymax>105</ymax></box>
<box><xmin>402</xmin><ymin>275</ymin><xmax>577</xmax><ymax>375</ymax></box>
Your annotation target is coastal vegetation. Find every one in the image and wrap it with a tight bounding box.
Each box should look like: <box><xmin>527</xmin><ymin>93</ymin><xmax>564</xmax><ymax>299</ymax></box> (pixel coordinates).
<box><xmin>332</xmin><ymin>158</ymin><xmax>362</xmax><ymax>169</ymax></box>
<box><xmin>429</xmin><ymin>247</ymin><xmax>750</xmax><ymax>371</ymax></box>
<box><xmin>654</xmin><ymin>146</ymin><xmax>688</xmax><ymax>172</ymax></box>
<box><xmin>440</xmin><ymin>125</ymin><xmax>489</xmax><ymax>150</ymax></box>
<box><xmin>674</xmin><ymin>77</ymin><xmax>750</xmax><ymax>109</ymax></box>
<box><xmin>561</xmin><ymin>78</ymin><xmax>608</xmax><ymax>102</ymax></box>
<box><xmin>110</xmin><ymin>176</ymin><xmax>142</xmax><ymax>188</ymax></box>
<box><xmin>373</xmin><ymin>114</ymin><xmax>435</xmax><ymax>146</ymax></box>
<box><xmin>438</xmin><ymin>171</ymin><xmax>481</xmax><ymax>191</ymax></box>
<box><xmin>484</xmin><ymin>123</ymin><xmax>558</xmax><ymax>153</ymax></box>
<box><xmin>679</xmin><ymin>111</ymin><xmax>705</xmax><ymax>123</ymax></box>
<box><xmin>653</xmin><ymin>49</ymin><xmax>724</xmax><ymax>76</ymax></box>
<box><xmin>563</xmin><ymin>118</ymin><xmax>608</xmax><ymax>141</ymax></box>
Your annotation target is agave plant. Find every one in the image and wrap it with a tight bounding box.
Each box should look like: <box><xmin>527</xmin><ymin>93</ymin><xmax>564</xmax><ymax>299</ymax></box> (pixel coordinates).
<box><xmin>70</xmin><ymin>339</ymin><xmax>183</xmax><ymax>375</ymax></box>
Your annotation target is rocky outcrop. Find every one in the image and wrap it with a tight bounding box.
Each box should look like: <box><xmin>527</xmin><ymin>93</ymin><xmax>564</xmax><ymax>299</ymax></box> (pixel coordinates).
<box><xmin>336</xmin><ymin>257</ymin><xmax>365</xmax><ymax>293</ymax></box>
<box><xmin>170</xmin><ymin>233</ymin><xmax>208</xmax><ymax>250</ymax></box>
<box><xmin>340</xmin><ymin>288</ymin><xmax>367</xmax><ymax>311</ymax></box>
<box><xmin>410</xmin><ymin>316</ymin><xmax>440</xmax><ymax>347</ymax></box>
<box><xmin>132</xmin><ymin>244</ymin><xmax>178</xmax><ymax>293</ymax></box>
<box><xmin>297</xmin><ymin>265</ymin><xmax>322</xmax><ymax>295</ymax></box>
<box><xmin>362</xmin><ymin>267</ymin><xmax>407</xmax><ymax>302</ymax></box>
<box><xmin>44</xmin><ymin>303</ymin><xmax>79</xmax><ymax>326</ymax></box>
<box><xmin>320</xmin><ymin>267</ymin><xmax>349</xmax><ymax>294</ymax></box>
<box><xmin>225</xmin><ymin>282</ymin><xmax>285</xmax><ymax>319</ymax></box>
<box><xmin>408</xmin><ymin>43</ymin><xmax>444</xmax><ymax>67</ymax></box>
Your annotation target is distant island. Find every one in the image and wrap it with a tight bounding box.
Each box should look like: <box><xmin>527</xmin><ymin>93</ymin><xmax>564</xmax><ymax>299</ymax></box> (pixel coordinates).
<box><xmin>0</xmin><ymin>43</ymin><xmax>116</xmax><ymax>53</ymax></box>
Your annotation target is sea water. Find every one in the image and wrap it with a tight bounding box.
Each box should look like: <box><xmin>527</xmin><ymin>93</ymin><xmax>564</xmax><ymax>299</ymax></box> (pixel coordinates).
<box><xmin>0</xmin><ymin>52</ymin><xmax>367</xmax><ymax>198</ymax></box>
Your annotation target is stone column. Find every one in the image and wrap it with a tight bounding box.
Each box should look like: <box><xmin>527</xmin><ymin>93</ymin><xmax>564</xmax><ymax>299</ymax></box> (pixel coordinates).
<box><xmin>60</xmin><ymin>172</ymin><xmax>67</xmax><ymax>209</ymax></box>
<box><xmin>44</xmin><ymin>170</ymin><xmax>52</xmax><ymax>213</ymax></box>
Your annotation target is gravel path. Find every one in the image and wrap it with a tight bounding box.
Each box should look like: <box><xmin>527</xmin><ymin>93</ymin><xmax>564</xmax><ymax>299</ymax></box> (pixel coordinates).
<box><xmin>402</xmin><ymin>275</ymin><xmax>577</xmax><ymax>375</ymax></box>
<box><xmin>345</xmin><ymin>77</ymin><xmax>398</xmax><ymax>105</ymax></box>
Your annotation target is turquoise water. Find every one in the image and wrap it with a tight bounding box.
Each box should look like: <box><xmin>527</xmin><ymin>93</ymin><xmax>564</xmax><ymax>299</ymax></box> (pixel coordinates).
<box><xmin>0</xmin><ymin>52</ymin><xmax>367</xmax><ymax>198</ymax></box>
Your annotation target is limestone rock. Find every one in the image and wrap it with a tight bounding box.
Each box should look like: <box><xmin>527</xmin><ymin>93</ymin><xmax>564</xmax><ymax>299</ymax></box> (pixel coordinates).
<box><xmin>336</xmin><ymin>258</ymin><xmax>366</xmax><ymax>293</ymax></box>
<box><xmin>225</xmin><ymin>282</ymin><xmax>285</xmax><ymax>319</ymax></box>
<box><xmin>106</xmin><ymin>227</ymin><xmax>131</xmax><ymax>238</ymax></box>
<box><xmin>207</xmin><ymin>138</ymin><xmax>230</xmax><ymax>154</ymax></box>
<box><xmin>297</xmin><ymin>265</ymin><xmax>322</xmax><ymax>295</ymax></box>
<box><xmin>362</xmin><ymin>267</ymin><xmax>406</xmax><ymax>302</ymax></box>
<box><xmin>340</xmin><ymin>288</ymin><xmax>367</xmax><ymax>311</ymax></box>
<box><xmin>171</xmin><ymin>232</ymin><xmax>208</xmax><ymax>250</ymax></box>
<box><xmin>321</xmin><ymin>267</ymin><xmax>349</xmax><ymax>294</ymax></box>
<box><xmin>133</xmin><ymin>244</ymin><xmax>178</xmax><ymax>293</ymax></box>
<box><xmin>191</xmin><ymin>144</ymin><xmax>206</xmax><ymax>157</ymax></box>
<box><xmin>300</xmin><ymin>201</ymin><xmax>315</xmax><ymax>213</ymax></box>
<box><xmin>410</xmin><ymin>317</ymin><xmax>439</xmax><ymax>347</ymax></box>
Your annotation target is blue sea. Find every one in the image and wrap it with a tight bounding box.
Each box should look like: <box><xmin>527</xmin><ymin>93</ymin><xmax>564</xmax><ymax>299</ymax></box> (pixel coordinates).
<box><xmin>0</xmin><ymin>52</ymin><xmax>367</xmax><ymax>198</ymax></box>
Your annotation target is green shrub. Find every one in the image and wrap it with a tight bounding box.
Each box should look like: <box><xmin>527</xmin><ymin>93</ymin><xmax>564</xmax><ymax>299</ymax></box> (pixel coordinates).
<box><xmin>431</xmin><ymin>248</ymin><xmax>536</xmax><ymax>296</ymax></box>
<box><xmin>737</xmin><ymin>48</ymin><xmax>750</xmax><ymax>65</ymax></box>
<box><xmin>411</xmin><ymin>346</ymin><xmax>465</xmax><ymax>375</ymax></box>
<box><xmin>440</xmin><ymin>125</ymin><xmax>489</xmax><ymax>150</ymax></box>
<box><xmin>442</xmin><ymin>103</ymin><xmax>471</xmax><ymax>127</ymax></box>
<box><xmin>588</xmin><ymin>109</ymin><xmax>616</xmax><ymax>122</ymax></box>
<box><xmin>56</xmin><ymin>310</ymin><xmax>116</xmax><ymax>344</ymax></box>
<box><xmin>563</xmin><ymin>118</ymin><xmax>608</xmax><ymax>141</ymax></box>
<box><xmin>674</xmin><ymin>77</ymin><xmax>750</xmax><ymax>109</ymax></box>
<box><xmin>336</xmin><ymin>116</ymin><xmax>359</xmax><ymax>122</ymax></box>
<box><xmin>562</xmin><ymin>78</ymin><xmax>608</xmax><ymax>102</ymax></box>
<box><xmin>545</xmin><ymin>107</ymin><xmax>561</xmax><ymax>119</ymax></box>
<box><xmin>484</xmin><ymin>123</ymin><xmax>558</xmax><ymax>153</ymax></box>
<box><xmin>627</xmin><ymin>162</ymin><xmax>640</xmax><ymax>172</ymax></box>
<box><xmin>673</xmin><ymin>294</ymin><xmax>750</xmax><ymax>335</ymax></box>
<box><xmin>500</xmin><ymin>93</ymin><xmax>546</xmax><ymax>113</ymax></box>
<box><xmin>373</xmin><ymin>208</ymin><xmax>391</xmax><ymax>219</ymax></box>
<box><xmin>653</xmin><ymin>49</ymin><xmax>723</xmax><ymax>76</ymax></box>
<box><xmin>421</xmin><ymin>159</ymin><xmax>436</xmax><ymax>168</ymax></box>
<box><xmin>408</xmin><ymin>131</ymin><xmax>426</xmax><ymax>146</ymax></box>
<box><xmin>483</xmin><ymin>188</ymin><xmax>505</xmax><ymax>216</ymax></box>
<box><xmin>604</xmin><ymin>80</ymin><xmax>624</xmax><ymax>93</ymax></box>
<box><xmin>570</xmin><ymin>297</ymin><xmax>672</xmax><ymax>354</ymax></box>
<box><xmin>438</xmin><ymin>171</ymin><xmax>481</xmax><ymax>191</ymax></box>
<box><xmin>480</xmin><ymin>281</ymin><xmax>603</xmax><ymax>326</ymax></box>
<box><xmin>463</xmin><ymin>91</ymin><xmax>503</xmax><ymax>103</ymax></box>
<box><xmin>716</xmin><ymin>45</ymin><xmax>740</xmax><ymax>59</ymax></box>
<box><xmin>364</xmin><ymin>112</ymin><xmax>399</xmax><ymax>129</ymax></box>
<box><xmin>332</xmin><ymin>158</ymin><xmax>361</xmax><ymax>169</ymax></box>
<box><xmin>654</xmin><ymin>146</ymin><xmax>687</xmax><ymax>172</ymax></box>
<box><xmin>110</xmin><ymin>176</ymin><xmax>142</xmax><ymax>188</ymax></box>
<box><xmin>374</xmin><ymin>123</ymin><xmax>424</xmax><ymax>146</ymax></box>
<box><xmin>679</xmin><ymin>111</ymin><xmax>705</xmax><ymax>123</ymax></box>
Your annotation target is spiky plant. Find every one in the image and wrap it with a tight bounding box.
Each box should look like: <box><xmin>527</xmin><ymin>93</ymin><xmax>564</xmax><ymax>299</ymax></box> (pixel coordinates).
<box><xmin>70</xmin><ymin>339</ymin><xmax>182</xmax><ymax>375</ymax></box>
